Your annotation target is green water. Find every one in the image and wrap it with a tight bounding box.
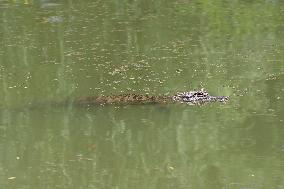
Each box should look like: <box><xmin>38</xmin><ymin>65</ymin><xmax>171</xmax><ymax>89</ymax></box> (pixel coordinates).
<box><xmin>1</xmin><ymin>0</ymin><xmax>284</xmax><ymax>188</ymax></box>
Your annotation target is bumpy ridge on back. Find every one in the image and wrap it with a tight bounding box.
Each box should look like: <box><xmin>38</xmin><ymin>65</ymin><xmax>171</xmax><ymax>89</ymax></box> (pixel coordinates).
<box><xmin>74</xmin><ymin>89</ymin><xmax>228</xmax><ymax>106</ymax></box>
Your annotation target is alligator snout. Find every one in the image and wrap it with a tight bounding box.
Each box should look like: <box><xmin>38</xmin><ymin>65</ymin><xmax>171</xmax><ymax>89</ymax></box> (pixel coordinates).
<box><xmin>217</xmin><ymin>96</ymin><xmax>229</xmax><ymax>102</ymax></box>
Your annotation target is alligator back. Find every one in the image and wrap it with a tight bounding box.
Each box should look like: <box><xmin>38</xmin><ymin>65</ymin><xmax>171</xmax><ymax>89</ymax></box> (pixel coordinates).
<box><xmin>72</xmin><ymin>90</ymin><xmax>228</xmax><ymax>107</ymax></box>
<box><xmin>73</xmin><ymin>94</ymin><xmax>172</xmax><ymax>106</ymax></box>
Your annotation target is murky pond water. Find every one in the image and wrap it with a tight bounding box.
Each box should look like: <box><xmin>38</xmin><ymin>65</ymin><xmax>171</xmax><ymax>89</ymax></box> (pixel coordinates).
<box><xmin>1</xmin><ymin>0</ymin><xmax>284</xmax><ymax>188</ymax></box>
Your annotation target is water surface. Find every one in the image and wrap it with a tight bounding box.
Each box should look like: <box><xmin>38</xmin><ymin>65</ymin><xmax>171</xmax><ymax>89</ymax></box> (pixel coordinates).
<box><xmin>1</xmin><ymin>0</ymin><xmax>284</xmax><ymax>188</ymax></box>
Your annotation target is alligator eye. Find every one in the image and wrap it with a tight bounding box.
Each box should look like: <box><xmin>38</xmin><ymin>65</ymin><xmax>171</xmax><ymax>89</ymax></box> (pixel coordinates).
<box><xmin>182</xmin><ymin>96</ymin><xmax>191</xmax><ymax>101</ymax></box>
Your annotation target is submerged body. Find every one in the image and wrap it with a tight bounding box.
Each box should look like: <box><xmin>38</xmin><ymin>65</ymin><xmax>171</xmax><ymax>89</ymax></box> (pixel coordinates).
<box><xmin>73</xmin><ymin>89</ymin><xmax>229</xmax><ymax>106</ymax></box>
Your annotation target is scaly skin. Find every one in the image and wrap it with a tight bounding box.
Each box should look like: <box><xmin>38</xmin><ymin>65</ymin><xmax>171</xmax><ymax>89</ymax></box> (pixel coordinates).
<box><xmin>73</xmin><ymin>90</ymin><xmax>228</xmax><ymax>106</ymax></box>
<box><xmin>73</xmin><ymin>94</ymin><xmax>172</xmax><ymax>106</ymax></box>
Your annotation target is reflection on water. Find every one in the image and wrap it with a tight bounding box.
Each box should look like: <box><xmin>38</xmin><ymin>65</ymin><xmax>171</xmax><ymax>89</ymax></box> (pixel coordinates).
<box><xmin>1</xmin><ymin>0</ymin><xmax>284</xmax><ymax>188</ymax></box>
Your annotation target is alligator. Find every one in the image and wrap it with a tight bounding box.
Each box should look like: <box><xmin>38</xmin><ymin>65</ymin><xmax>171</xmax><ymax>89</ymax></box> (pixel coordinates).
<box><xmin>72</xmin><ymin>89</ymin><xmax>229</xmax><ymax>107</ymax></box>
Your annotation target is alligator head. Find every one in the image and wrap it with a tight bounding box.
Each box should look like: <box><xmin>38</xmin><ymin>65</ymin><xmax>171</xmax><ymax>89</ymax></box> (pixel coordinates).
<box><xmin>172</xmin><ymin>90</ymin><xmax>228</xmax><ymax>105</ymax></box>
